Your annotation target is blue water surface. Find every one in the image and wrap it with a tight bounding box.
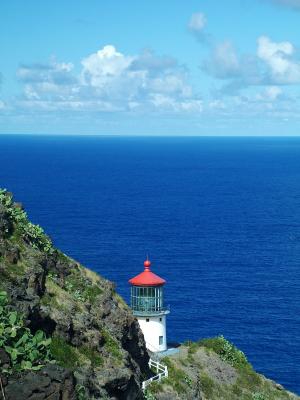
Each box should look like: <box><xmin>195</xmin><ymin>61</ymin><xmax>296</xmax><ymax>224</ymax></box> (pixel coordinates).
<box><xmin>0</xmin><ymin>135</ymin><xmax>299</xmax><ymax>393</ymax></box>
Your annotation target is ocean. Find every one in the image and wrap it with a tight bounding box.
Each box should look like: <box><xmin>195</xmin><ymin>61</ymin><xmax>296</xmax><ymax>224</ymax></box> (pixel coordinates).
<box><xmin>0</xmin><ymin>135</ymin><xmax>299</xmax><ymax>393</ymax></box>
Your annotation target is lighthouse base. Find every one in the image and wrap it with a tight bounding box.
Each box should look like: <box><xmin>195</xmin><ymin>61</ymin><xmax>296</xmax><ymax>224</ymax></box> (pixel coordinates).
<box><xmin>137</xmin><ymin>314</ymin><xmax>167</xmax><ymax>352</ymax></box>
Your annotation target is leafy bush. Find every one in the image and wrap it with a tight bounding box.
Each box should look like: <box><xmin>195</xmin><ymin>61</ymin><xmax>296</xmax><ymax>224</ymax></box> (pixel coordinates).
<box><xmin>199</xmin><ymin>336</ymin><xmax>248</xmax><ymax>368</ymax></box>
<box><xmin>0</xmin><ymin>291</ymin><xmax>52</xmax><ymax>374</ymax></box>
<box><xmin>0</xmin><ymin>188</ymin><xmax>52</xmax><ymax>253</ymax></box>
<box><xmin>76</xmin><ymin>384</ymin><xmax>88</xmax><ymax>400</ymax></box>
<box><xmin>24</xmin><ymin>222</ymin><xmax>52</xmax><ymax>252</ymax></box>
<box><xmin>184</xmin><ymin>374</ymin><xmax>193</xmax><ymax>388</ymax></box>
<box><xmin>144</xmin><ymin>389</ymin><xmax>157</xmax><ymax>400</ymax></box>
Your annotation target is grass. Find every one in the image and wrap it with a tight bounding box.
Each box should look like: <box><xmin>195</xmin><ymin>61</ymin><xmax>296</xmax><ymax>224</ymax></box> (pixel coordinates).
<box><xmin>50</xmin><ymin>336</ymin><xmax>103</xmax><ymax>370</ymax></box>
<box><xmin>78</xmin><ymin>346</ymin><xmax>103</xmax><ymax>368</ymax></box>
<box><xmin>102</xmin><ymin>329</ymin><xmax>122</xmax><ymax>360</ymax></box>
<box><xmin>5</xmin><ymin>261</ymin><xmax>25</xmax><ymax>276</ymax></box>
<box><xmin>56</xmin><ymin>250</ymin><xmax>71</xmax><ymax>264</ymax></box>
<box><xmin>200</xmin><ymin>372</ymin><xmax>215</xmax><ymax>398</ymax></box>
<box><xmin>64</xmin><ymin>269</ymin><xmax>103</xmax><ymax>304</ymax></box>
<box><xmin>40</xmin><ymin>292</ymin><xmax>68</xmax><ymax>312</ymax></box>
<box><xmin>45</xmin><ymin>277</ymin><xmax>81</xmax><ymax>312</ymax></box>
<box><xmin>161</xmin><ymin>357</ymin><xmax>188</xmax><ymax>394</ymax></box>
<box><xmin>146</xmin><ymin>381</ymin><xmax>164</xmax><ymax>394</ymax></box>
<box><xmin>50</xmin><ymin>336</ymin><xmax>80</xmax><ymax>370</ymax></box>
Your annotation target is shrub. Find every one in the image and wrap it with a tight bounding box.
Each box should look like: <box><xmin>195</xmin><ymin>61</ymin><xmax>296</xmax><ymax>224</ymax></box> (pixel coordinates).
<box><xmin>144</xmin><ymin>389</ymin><xmax>157</xmax><ymax>400</ymax></box>
<box><xmin>199</xmin><ymin>336</ymin><xmax>248</xmax><ymax>368</ymax></box>
<box><xmin>0</xmin><ymin>188</ymin><xmax>52</xmax><ymax>253</ymax></box>
<box><xmin>75</xmin><ymin>384</ymin><xmax>89</xmax><ymax>400</ymax></box>
<box><xmin>0</xmin><ymin>291</ymin><xmax>52</xmax><ymax>374</ymax></box>
<box><xmin>252</xmin><ymin>393</ymin><xmax>269</xmax><ymax>400</ymax></box>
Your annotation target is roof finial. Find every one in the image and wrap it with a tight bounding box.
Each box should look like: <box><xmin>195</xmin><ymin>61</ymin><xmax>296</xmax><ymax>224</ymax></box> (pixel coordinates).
<box><xmin>144</xmin><ymin>256</ymin><xmax>151</xmax><ymax>270</ymax></box>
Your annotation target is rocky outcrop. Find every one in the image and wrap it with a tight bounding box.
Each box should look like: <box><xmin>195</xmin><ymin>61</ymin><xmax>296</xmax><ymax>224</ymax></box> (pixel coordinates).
<box><xmin>4</xmin><ymin>364</ymin><xmax>76</xmax><ymax>400</ymax></box>
<box><xmin>0</xmin><ymin>190</ymin><xmax>150</xmax><ymax>399</ymax></box>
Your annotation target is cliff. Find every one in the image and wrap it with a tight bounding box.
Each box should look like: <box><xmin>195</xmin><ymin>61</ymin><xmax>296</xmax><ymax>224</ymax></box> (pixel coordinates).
<box><xmin>0</xmin><ymin>189</ymin><xmax>150</xmax><ymax>399</ymax></box>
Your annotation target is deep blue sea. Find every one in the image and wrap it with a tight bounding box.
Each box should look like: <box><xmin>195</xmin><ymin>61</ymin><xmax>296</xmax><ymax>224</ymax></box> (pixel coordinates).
<box><xmin>0</xmin><ymin>135</ymin><xmax>299</xmax><ymax>393</ymax></box>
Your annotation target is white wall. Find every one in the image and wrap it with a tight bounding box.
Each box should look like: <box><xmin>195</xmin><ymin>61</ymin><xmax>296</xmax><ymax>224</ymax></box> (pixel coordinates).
<box><xmin>138</xmin><ymin>315</ymin><xmax>167</xmax><ymax>352</ymax></box>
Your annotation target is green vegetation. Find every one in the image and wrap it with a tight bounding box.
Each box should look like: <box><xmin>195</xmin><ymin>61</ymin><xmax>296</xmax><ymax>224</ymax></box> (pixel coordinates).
<box><xmin>5</xmin><ymin>261</ymin><xmax>25</xmax><ymax>277</ymax></box>
<box><xmin>75</xmin><ymin>384</ymin><xmax>88</xmax><ymax>400</ymax></box>
<box><xmin>101</xmin><ymin>329</ymin><xmax>122</xmax><ymax>360</ymax></box>
<box><xmin>252</xmin><ymin>394</ymin><xmax>269</xmax><ymax>400</ymax></box>
<box><xmin>47</xmin><ymin>268</ymin><xmax>103</xmax><ymax>304</ymax></box>
<box><xmin>145</xmin><ymin>338</ymin><xmax>296</xmax><ymax>400</ymax></box>
<box><xmin>50</xmin><ymin>336</ymin><xmax>103</xmax><ymax>370</ymax></box>
<box><xmin>161</xmin><ymin>357</ymin><xmax>187</xmax><ymax>394</ymax></box>
<box><xmin>0</xmin><ymin>189</ymin><xmax>52</xmax><ymax>253</ymax></box>
<box><xmin>144</xmin><ymin>389</ymin><xmax>157</xmax><ymax>400</ymax></box>
<box><xmin>79</xmin><ymin>346</ymin><xmax>103</xmax><ymax>368</ymax></box>
<box><xmin>49</xmin><ymin>336</ymin><xmax>79</xmax><ymax>370</ymax></box>
<box><xmin>200</xmin><ymin>372</ymin><xmax>214</xmax><ymax>397</ymax></box>
<box><xmin>198</xmin><ymin>335</ymin><xmax>248</xmax><ymax>368</ymax></box>
<box><xmin>0</xmin><ymin>291</ymin><xmax>52</xmax><ymax>374</ymax></box>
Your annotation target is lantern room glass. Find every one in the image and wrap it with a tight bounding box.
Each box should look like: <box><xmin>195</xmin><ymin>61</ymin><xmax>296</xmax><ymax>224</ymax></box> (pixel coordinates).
<box><xmin>131</xmin><ymin>286</ymin><xmax>164</xmax><ymax>313</ymax></box>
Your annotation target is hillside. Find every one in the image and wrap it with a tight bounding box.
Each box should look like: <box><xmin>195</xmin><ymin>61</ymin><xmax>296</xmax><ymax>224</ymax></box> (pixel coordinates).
<box><xmin>0</xmin><ymin>189</ymin><xmax>150</xmax><ymax>399</ymax></box>
<box><xmin>145</xmin><ymin>338</ymin><xmax>299</xmax><ymax>400</ymax></box>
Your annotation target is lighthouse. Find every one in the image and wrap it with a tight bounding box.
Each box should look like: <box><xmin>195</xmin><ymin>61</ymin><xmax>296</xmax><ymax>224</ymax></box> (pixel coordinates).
<box><xmin>129</xmin><ymin>258</ymin><xmax>169</xmax><ymax>353</ymax></box>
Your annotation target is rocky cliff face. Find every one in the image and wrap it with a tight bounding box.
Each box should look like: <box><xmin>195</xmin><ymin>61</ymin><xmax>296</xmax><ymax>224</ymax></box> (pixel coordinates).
<box><xmin>0</xmin><ymin>189</ymin><xmax>150</xmax><ymax>399</ymax></box>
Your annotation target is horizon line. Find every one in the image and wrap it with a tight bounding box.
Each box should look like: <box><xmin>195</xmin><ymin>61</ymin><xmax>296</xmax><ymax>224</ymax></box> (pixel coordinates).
<box><xmin>1</xmin><ymin>133</ymin><xmax>300</xmax><ymax>138</ymax></box>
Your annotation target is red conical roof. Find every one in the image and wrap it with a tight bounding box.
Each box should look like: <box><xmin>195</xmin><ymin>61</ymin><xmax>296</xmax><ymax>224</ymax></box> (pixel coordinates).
<box><xmin>129</xmin><ymin>259</ymin><xmax>166</xmax><ymax>287</ymax></box>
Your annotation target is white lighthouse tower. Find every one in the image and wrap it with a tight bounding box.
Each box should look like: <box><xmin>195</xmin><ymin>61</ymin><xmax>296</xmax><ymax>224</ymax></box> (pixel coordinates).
<box><xmin>129</xmin><ymin>258</ymin><xmax>169</xmax><ymax>352</ymax></box>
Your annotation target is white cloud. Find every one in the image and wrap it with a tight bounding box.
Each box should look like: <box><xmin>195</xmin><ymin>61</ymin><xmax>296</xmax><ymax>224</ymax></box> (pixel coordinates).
<box><xmin>203</xmin><ymin>41</ymin><xmax>241</xmax><ymax>79</ymax></box>
<box><xmin>188</xmin><ymin>12</ymin><xmax>211</xmax><ymax>43</ymax></box>
<box><xmin>81</xmin><ymin>45</ymin><xmax>134</xmax><ymax>87</ymax></box>
<box><xmin>16</xmin><ymin>45</ymin><xmax>202</xmax><ymax>114</ymax></box>
<box><xmin>17</xmin><ymin>61</ymin><xmax>75</xmax><ymax>84</ymax></box>
<box><xmin>208</xmin><ymin>100</ymin><xmax>226</xmax><ymax>110</ymax></box>
<box><xmin>203</xmin><ymin>41</ymin><xmax>262</xmax><ymax>89</ymax></box>
<box><xmin>148</xmin><ymin>74</ymin><xmax>192</xmax><ymax>97</ymax></box>
<box><xmin>264</xmin><ymin>86</ymin><xmax>282</xmax><ymax>100</ymax></box>
<box><xmin>188</xmin><ymin>12</ymin><xmax>206</xmax><ymax>32</ymax></box>
<box><xmin>150</xmin><ymin>94</ymin><xmax>202</xmax><ymax>113</ymax></box>
<box><xmin>267</xmin><ymin>0</ymin><xmax>300</xmax><ymax>9</ymax></box>
<box><xmin>257</xmin><ymin>36</ymin><xmax>300</xmax><ymax>83</ymax></box>
<box><xmin>203</xmin><ymin>35</ymin><xmax>300</xmax><ymax>97</ymax></box>
<box><xmin>256</xmin><ymin>86</ymin><xmax>283</xmax><ymax>101</ymax></box>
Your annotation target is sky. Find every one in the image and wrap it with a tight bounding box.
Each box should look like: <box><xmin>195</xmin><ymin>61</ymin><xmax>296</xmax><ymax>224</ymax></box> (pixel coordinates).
<box><xmin>1</xmin><ymin>0</ymin><xmax>300</xmax><ymax>135</ymax></box>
